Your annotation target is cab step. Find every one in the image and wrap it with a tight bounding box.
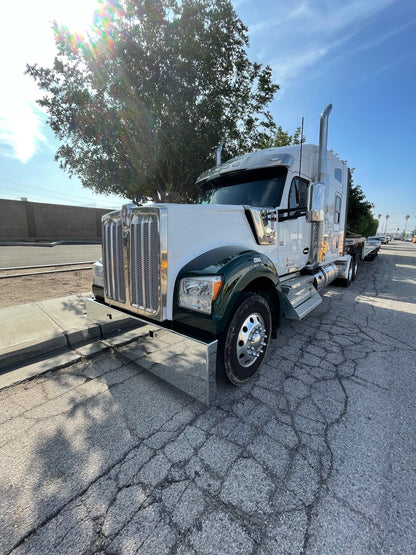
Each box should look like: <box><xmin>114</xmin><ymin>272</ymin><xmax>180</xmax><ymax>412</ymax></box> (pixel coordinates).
<box><xmin>280</xmin><ymin>274</ymin><xmax>323</xmax><ymax>320</ymax></box>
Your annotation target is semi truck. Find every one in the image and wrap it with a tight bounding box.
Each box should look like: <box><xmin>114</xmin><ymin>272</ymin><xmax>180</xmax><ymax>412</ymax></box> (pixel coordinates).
<box><xmin>86</xmin><ymin>104</ymin><xmax>379</xmax><ymax>404</ymax></box>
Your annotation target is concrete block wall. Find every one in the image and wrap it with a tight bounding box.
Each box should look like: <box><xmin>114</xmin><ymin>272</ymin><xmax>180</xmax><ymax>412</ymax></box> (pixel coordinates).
<box><xmin>0</xmin><ymin>199</ymin><xmax>115</xmax><ymax>241</ymax></box>
<box><xmin>0</xmin><ymin>199</ymin><xmax>28</xmax><ymax>239</ymax></box>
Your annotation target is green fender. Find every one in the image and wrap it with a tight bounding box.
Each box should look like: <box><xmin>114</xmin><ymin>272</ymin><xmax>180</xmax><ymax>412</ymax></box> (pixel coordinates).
<box><xmin>173</xmin><ymin>246</ymin><xmax>282</xmax><ymax>336</ymax></box>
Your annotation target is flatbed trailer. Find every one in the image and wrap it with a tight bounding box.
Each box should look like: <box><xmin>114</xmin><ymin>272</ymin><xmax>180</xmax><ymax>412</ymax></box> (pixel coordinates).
<box><xmin>345</xmin><ymin>235</ymin><xmax>380</xmax><ymax>263</ymax></box>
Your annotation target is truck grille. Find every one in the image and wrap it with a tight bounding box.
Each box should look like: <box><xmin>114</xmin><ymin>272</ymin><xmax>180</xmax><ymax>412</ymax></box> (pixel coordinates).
<box><xmin>103</xmin><ymin>220</ymin><xmax>126</xmax><ymax>303</ymax></box>
<box><xmin>102</xmin><ymin>207</ymin><xmax>164</xmax><ymax>319</ymax></box>
<box><xmin>130</xmin><ymin>216</ymin><xmax>160</xmax><ymax>312</ymax></box>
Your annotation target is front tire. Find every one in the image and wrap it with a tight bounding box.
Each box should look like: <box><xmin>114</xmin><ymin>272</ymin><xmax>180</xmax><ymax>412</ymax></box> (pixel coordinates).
<box><xmin>221</xmin><ymin>293</ymin><xmax>272</xmax><ymax>386</ymax></box>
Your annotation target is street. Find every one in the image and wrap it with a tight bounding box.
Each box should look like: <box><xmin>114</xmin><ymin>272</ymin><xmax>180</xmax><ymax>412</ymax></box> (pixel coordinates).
<box><xmin>0</xmin><ymin>241</ymin><xmax>415</xmax><ymax>554</ymax></box>
<box><xmin>0</xmin><ymin>244</ymin><xmax>102</xmax><ymax>269</ymax></box>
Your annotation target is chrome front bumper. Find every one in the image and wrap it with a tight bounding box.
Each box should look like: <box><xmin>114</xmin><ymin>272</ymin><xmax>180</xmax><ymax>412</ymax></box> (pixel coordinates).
<box><xmin>85</xmin><ymin>297</ymin><xmax>217</xmax><ymax>405</ymax></box>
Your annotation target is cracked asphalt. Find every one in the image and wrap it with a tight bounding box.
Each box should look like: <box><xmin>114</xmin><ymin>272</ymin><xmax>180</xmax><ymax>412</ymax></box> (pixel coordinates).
<box><xmin>1</xmin><ymin>241</ymin><xmax>415</xmax><ymax>554</ymax></box>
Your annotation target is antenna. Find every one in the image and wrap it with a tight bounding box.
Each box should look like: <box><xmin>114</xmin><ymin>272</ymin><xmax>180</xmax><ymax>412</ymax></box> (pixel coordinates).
<box><xmin>299</xmin><ymin>117</ymin><xmax>304</xmax><ymax>178</ymax></box>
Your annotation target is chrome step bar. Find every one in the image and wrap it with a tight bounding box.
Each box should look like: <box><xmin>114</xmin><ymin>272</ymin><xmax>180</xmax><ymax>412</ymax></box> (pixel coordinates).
<box><xmin>280</xmin><ymin>274</ymin><xmax>323</xmax><ymax>320</ymax></box>
<box><xmin>280</xmin><ymin>260</ymin><xmax>339</xmax><ymax>320</ymax></box>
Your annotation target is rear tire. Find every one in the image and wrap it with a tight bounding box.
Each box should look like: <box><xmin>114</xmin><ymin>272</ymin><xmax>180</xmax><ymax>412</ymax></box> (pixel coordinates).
<box><xmin>220</xmin><ymin>293</ymin><xmax>272</xmax><ymax>386</ymax></box>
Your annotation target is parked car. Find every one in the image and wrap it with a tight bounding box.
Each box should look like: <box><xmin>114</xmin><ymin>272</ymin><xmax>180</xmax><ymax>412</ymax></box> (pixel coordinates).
<box><xmin>367</xmin><ymin>237</ymin><xmax>382</xmax><ymax>249</ymax></box>
<box><xmin>369</xmin><ymin>235</ymin><xmax>387</xmax><ymax>245</ymax></box>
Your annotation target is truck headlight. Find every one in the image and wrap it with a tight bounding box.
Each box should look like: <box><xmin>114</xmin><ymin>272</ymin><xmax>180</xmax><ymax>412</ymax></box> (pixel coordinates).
<box><xmin>93</xmin><ymin>258</ymin><xmax>104</xmax><ymax>287</ymax></box>
<box><xmin>179</xmin><ymin>276</ymin><xmax>223</xmax><ymax>314</ymax></box>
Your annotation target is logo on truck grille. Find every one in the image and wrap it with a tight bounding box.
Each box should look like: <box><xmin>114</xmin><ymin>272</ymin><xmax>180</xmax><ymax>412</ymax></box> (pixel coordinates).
<box><xmin>121</xmin><ymin>205</ymin><xmax>128</xmax><ymax>227</ymax></box>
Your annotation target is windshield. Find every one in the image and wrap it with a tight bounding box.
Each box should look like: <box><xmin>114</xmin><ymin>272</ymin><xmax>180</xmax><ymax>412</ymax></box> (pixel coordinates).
<box><xmin>199</xmin><ymin>166</ymin><xmax>288</xmax><ymax>208</ymax></box>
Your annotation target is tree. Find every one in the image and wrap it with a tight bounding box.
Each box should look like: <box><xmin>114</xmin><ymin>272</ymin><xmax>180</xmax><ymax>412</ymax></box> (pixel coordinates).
<box><xmin>404</xmin><ymin>214</ymin><xmax>410</xmax><ymax>233</ymax></box>
<box><xmin>292</xmin><ymin>126</ymin><xmax>306</xmax><ymax>145</ymax></box>
<box><xmin>347</xmin><ymin>169</ymin><xmax>378</xmax><ymax>237</ymax></box>
<box><xmin>384</xmin><ymin>214</ymin><xmax>390</xmax><ymax>233</ymax></box>
<box><xmin>26</xmin><ymin>0</ymin><xmax>280</xmax><ymax>203</ymax></box>
<box><xmin>260</xmin><ymin>125</ymin><xmax>306</xmax><ymax>148</ymax></box>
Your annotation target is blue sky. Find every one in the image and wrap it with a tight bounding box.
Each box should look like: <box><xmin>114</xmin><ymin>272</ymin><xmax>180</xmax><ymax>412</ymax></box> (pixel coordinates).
<box><xmin>1</xmin><ymin>0</ymin><xmax>415</xmax><ymax>234</ymax></box>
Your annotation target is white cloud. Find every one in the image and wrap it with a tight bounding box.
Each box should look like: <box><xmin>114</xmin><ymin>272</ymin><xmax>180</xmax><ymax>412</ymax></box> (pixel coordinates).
<box><xmin>0</xmin><ymin>105</ymin><xmax>47</xmax><ymax>163</ymax></box>
<box><xmin>233</xmin><ymin>0</ymin><xmax>252</xmax><ymax>8</ymax></box>
<box><xmin>271</xmin><ymin>47</ymin><xmax>329</xmax><ymax>84</ymax></box>
<box><xmin>245</xmin><ymin>0</ymin><xmax>398</xmax><ymax>89</ymax></box>
<box><xmin>249</xmin><ymin>3</ymin><xmax>309</xmax><ymax>35</ymax></box>
<box><xmin>345</xmin><ymin>18</ymin><xmax>416</xmax><ymax>56</ymax></box>
<box><xmin>0</xmin><ymin>0</ymin><xmax>98</xmax><ymax>163</ymax></box>
<box><xmin>0</xmin><ymin>56</ymin><xmax>49</xmax><ymax>162</ymax></box>
<box><xmin>361</xmin><ymin>50</ymin><xmax>416</xmax><ymax>82</ymax></box>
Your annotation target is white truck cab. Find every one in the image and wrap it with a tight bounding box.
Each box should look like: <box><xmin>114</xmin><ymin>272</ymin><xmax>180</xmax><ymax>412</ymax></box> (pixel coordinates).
<box><xmin>197</xmin><ymin>141</ymin><xmax>348</xmax><ymax>277</ymax></box>
<box><xmin>87</xmin><ymin>105</ymin><xmax>377</xmax><ymax>403</ymax></box>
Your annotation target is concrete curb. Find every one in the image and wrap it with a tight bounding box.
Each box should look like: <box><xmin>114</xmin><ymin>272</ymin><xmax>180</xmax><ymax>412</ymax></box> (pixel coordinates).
<box><xmin>0</xmin><ymin>326</ymin><xmax>143</xmax><ymax>391</ymax></box>
<box><xmin>0</xmin><ymin>240</ymin><xmax>101</xmax><ymax>246</ymax></box>
<box><xmin>1</xmin><ymin>267</ymin><xmax>92</xmax><ymax>279</ymax></box>
<box><xmin>0</xmin><ymin>295</ymin><xmax>136</xmax><ymax>378</ymax></box>
<box><xmin>1</xmin><ymin>261</ymin><xmax>95</xmax><ymax>271</ymax></box>
<box><xmin>0</xmin><ymin>241</ymin><xmax>64</xmax><ymax>247</ymax></box>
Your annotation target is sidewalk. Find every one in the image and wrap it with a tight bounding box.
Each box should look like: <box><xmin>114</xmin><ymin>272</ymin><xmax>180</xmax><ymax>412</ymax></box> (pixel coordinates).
<box><xmin>0</xmin><ymin>294</ymin><xmax>138</xmax><ymax>389</ymax></box>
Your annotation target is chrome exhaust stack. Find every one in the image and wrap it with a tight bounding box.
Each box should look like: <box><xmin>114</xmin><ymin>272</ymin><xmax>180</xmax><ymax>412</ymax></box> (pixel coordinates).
<box><xmin>216</xmin><ymin>145</ymin><xmax>223</xmax><ymax>166</ymax></box>
<box><xmin>318</xmin><ymin>104</ymin><xmax>332</xmax><ymax>183</ymax></box>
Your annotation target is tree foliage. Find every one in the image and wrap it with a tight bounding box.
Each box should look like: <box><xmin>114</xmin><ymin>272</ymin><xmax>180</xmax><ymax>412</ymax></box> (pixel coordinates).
<box><xmin>347</xmin><ymin>168</ymin><xmax>378</xmax><ymax>237</ymax></box>
<box><xmin>26</xmin><ymin>0</ymin><xmax>280</xmax><ymax>202</ymax></box>
<box><xmin>260</xmin><ymin>125</ymin><xmax>306</xmax><ymax>148</ymax></box>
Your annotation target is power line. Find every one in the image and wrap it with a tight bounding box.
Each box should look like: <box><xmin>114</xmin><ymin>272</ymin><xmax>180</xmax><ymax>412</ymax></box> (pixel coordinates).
<box><xmin>0</xmin><ymin>190</ymin><xmax>117</xmax><ymax>208</ymax></box>
<box><xmin>0</xmin><ymin>177</ymin><xmax>114</xmax><ymax>201</ymax></box>
<box><xmin>0</xmin><ymin>178</ymin><xmax>122</xmax><ymax>208</ymax></box>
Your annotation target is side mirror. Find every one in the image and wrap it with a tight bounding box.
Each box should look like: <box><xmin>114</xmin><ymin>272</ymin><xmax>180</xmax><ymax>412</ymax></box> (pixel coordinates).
<box><xmin>245</xmin><ymin>207</ymin><xmax>277</xmax><ymax>245</ymax></box>
<box><xmin>307</xmin><ymin>182</ymin><xmax>326</xmax><ymax>222</ymax></box>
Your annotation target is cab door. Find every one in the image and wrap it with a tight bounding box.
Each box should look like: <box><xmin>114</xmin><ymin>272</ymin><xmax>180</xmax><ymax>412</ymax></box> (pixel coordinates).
<box><xmin>277</xmin><ymin>176</ymin><xmax>311</xmax><ymax>274</ymax></box>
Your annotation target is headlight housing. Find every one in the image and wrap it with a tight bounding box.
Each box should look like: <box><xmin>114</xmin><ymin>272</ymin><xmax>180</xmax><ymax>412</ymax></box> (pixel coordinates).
<box><xmin>179</xmin><ymin>276</ymin><xmax>223</xmax><ymax>314</ymax></box>
<box><xmin>92</xmin><ymin>258</ymin><xmax>104</xmax><ymax>287</ymax></box>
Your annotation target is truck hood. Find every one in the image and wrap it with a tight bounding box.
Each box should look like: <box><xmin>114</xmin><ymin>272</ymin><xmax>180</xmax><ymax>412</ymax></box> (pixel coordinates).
<box><xmin>112</xmin><ymin>203</ymin><xmax>275</xmax><ymax>319</ymax></box>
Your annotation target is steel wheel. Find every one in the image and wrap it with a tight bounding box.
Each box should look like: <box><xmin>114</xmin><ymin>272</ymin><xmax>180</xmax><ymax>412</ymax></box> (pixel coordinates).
<box><xmin>236</xmin><ymin>312</ymin><xmax>267</xmax><ymax>367</ymax></box>
<box><xmin>221</xmin><ymin>293</ymin><xmax>272</xmax><ymax>385</ymax></box>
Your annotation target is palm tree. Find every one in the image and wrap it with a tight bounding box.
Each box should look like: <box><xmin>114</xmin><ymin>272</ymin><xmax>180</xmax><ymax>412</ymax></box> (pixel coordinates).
<box><xmin>404</xmin><ymin>214</ymin><xmax>410</xmax><ymax>237</ymax></box>
<box><xmin>385</xmin><ymin>214</ymin><xmax>390</xmax><ymax>233</ymax></box>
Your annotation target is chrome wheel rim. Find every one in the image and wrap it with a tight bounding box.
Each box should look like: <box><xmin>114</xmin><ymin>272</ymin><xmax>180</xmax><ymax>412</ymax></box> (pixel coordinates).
<box><xmin>236</xmin><ymin>312</ymin><xmax>267</xmax><ymax>367</ymax></box>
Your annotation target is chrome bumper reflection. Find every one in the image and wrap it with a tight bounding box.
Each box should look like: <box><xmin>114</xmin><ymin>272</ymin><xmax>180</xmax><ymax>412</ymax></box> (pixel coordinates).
<box><xmin>85</xmin><ymin>297</ymin><xmax>217</xmax><ymax>405</ymax></box>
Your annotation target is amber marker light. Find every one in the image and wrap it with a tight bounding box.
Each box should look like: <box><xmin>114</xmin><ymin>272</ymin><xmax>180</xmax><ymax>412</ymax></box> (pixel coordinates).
<box><xmin>212</xmin><ymin>276</ymin><xmax>223</xmax><ymax>301</ymax></box>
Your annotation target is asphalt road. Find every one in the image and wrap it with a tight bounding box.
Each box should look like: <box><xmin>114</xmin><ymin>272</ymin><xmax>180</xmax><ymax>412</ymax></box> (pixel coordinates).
<box><xmin>1</xmin><ymin>241</ymin><xmax>415</xmax><ymax>554</ymax></box>
<box><xmin>0</xmin><ymin>244</ymin><xmax>102</xmax><ymax>269</ymax></box>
